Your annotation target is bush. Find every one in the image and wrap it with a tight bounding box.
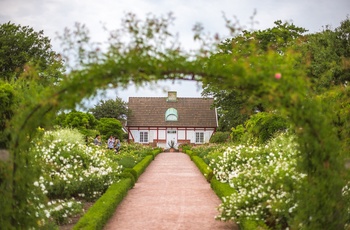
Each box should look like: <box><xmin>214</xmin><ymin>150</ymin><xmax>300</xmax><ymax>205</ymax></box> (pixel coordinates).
<box><xmin>118</xmin><ymin>156</ymin><xmax>137</xmax><ymax>168</ymax></box>
<box><xmin>192</xmin><ymin>156</ymin><xmax>213</xmax><ymax>182</ymax></box>
<box><xmin>73</xmin><ymin>178</ymin><xmax>132</xmax><ymax>230</ymax></box>
<box><xmin>210</xmin><ymin>132</ymin><xmax>230</xmax><ymax>143</ymax></box>
<box><xmin>132</xmin><ymin>155</ymin><xmax>153</xmax><ymax>179</ymax></box>
<box><xmin>244</xmin><ymin>112</ymin><xmax>288</xmax><ymax>144</ymax></box>
<box><xmin>122</xmin><ymin>168</ymin><xmax>137</xmax><ymax>183</ymax></box>
<box><xmin>210</xmin><ymin>178</ymin><xmax>236</xmax><ymax>200</ymax></box>
<box><xmin>119</xmin><ymin>172</ymin><xmax>136</xmax><ymax>187</ymax></box>
<box><xmin>230</xmin><ymin>124</ymin><xmax>246</xmax><ymax>143</ymax></box>
<box><xmin>97</xmin><ymin>118</ymin><xmax>123</xmax><ymax>140</ymax></box>
<box><xmin>178</xmin><ymin>143</ymin><xmax>192</xmax><ymax>152</ymax></box>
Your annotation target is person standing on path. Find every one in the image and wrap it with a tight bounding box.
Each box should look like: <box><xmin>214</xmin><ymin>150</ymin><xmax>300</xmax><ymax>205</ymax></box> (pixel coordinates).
<box><xmin>115</xmin><ymin>139</ymin><xmax>121</xmax><ymax>153</ymax></box>
<box><xmin>107</xmin><ymin>135</ymin><xmax>115</xmax><ymax>150</ymax></box>
<box><xmin>94</xmin><ymin>134</ymin><xmax>102</xmax><ymax>146</ymax></box>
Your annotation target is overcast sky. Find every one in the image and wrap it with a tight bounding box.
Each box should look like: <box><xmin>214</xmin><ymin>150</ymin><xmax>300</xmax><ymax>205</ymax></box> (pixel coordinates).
<box><xmin>1</xmin><ymin>0</ymin><xmax>349</xmax><ymax>105</ymax></box>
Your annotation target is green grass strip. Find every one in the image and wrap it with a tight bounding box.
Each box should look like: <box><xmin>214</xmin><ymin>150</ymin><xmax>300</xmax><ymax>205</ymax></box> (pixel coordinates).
<box><xmin>73</xmin><ymin>178</ymin><xmax>132</xmax><ymax>230</ymax></box>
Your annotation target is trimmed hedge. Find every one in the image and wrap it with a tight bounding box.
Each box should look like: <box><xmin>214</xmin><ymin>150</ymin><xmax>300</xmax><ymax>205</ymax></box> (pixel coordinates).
<box><xmin>185</xmin><ymin>149</ymin><xmax>193</xmax><ymax>157</ymax></box>
<box><xmin>152</xmin><ymin>148</ymin><xmax>162</xmax><ymax>157</ymax></box>
<box><xmin>73</xmin><ymin>178</ymin><xmax>132</xmax><ymax>230</ymax></box>
<box><xmin>119</xmin><ymin>170</ymin><xmax>136</xmax><ymax>187</ymax></box>
<box><xmin>122</xmin><ymin>168</ymin><xmax>138</xmax><ymax>183</ymax></box>
<box><xmin>191</xmin><ymin>156</ymin><xmax>213</xmax><ymax>182</ymax></box>
<box><xmin>132</xmin><ymin>155</ymin><xmax>154</xmax><ymax>179</ymax></box>
<box><xmin>210</xmin><ymin>178</ymin><xmax>236</xmax><ymax>201</ymax></box>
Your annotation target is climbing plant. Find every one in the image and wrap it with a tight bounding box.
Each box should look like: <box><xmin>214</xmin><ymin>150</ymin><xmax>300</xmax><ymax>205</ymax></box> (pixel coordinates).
<box><xmin>1</xmin><ymin>12</ymin><xmax>349</xmax><ymax>229</ymax></box>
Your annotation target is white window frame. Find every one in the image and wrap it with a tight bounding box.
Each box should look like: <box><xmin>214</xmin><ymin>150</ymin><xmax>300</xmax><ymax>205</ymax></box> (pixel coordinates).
<box><xmin>195</xmin><ymin>132</ymin><xmax>204</xmax><ymax>144</ymax></box>
<box><xmin>140</xmin><ymin>131</ymin><xmax>149</xmax><ymax>143</ymax></box>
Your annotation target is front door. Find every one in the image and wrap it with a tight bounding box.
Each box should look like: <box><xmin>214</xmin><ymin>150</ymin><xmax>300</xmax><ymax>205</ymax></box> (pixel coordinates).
<box><xmin>166</xmin><ymin>129</ymin><xmax>177</xmax><ymax>149</ymax></box>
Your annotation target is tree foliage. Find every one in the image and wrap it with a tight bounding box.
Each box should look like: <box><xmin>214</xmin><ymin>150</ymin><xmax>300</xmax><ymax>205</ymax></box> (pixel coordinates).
<box><xmin>0</xmin><ymin>22</ymin><xmax>64</xmax><ymax>85</ymax></box>
<box><xmin>98</xmin><ymin>118</ymin><xmax>123</xmax><ymax>140</ymax></box>
<box><xmin>0</xmin><ymin>82</ymin><xmax>17</xmax><ymax>148</ymax></box>
<box><xmin>202</xmin><ymin>20</ymin><xmax>307</xmax><ymax>131</ymax></box>
<box><xmin>55</xmin><ymin>110</ymin><xmax>98</xmax><ymax>130</ymax></box>
<box><xmin>89</xmin><ymin>97</ymin><xmax>128</xmax><ymax>120</ymax></box>
<box><xmin>305</xmin><ymin>16</ymin><xmax>350</xmax><ymax>92</ymax></box>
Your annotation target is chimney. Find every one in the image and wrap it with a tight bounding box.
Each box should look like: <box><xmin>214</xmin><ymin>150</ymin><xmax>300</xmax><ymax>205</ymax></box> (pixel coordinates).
<box><xmin>167</xmin><ymin>91</ymin><xmax>177</xmax><ymax>102</ymax></box>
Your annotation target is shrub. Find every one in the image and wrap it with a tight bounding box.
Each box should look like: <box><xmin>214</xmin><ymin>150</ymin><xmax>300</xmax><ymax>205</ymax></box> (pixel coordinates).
<box><xmin>73</xmin><ymin>178</ymin><xmax>132</xmax><ymax>230</ymax></box>
<box><xmin>118</xmin><ymin>156</ymin><xmax>136</xmax><ymax>168</ymax></box>
<box><xmin>179</xmin><ymin>143</ymin><xmax>192</xmax><ymax>152</ymax></box>
<box><xmin>244</xmin><ymin>112</ymin><xmax>289</xmax><ymax>144</ymax></box>
<box><xmin>210</xmin><ymin>178</ymin><xmax>236</xmax><ymax>200</ymax></box>
<box><xmin>210</xmin><ymin>131</ymin><xmax>230</xmax><ymax>143</ymax></box>
<box><xmin>122</xmin><ymin>168</ymin><xmax>137</xmax><ymax>182</ymax></box>
<box><xmin>192</xmin><ymin>156</ymin><xmax>213</xmax><ymax>182</ymax></box>
<box><xmin>133</xmin><ymin>155</ymin><xmax>153</xmax><ymax>179</ymax></box>
<box><xmin>213</xmin><ymin>134</ymin><xmax>304</xmax><ymax>228</ymax></box>
<box><xmin>230</xmin><ymin>124</ymin><xmax>246</xmax><ymax>143</ymax></box>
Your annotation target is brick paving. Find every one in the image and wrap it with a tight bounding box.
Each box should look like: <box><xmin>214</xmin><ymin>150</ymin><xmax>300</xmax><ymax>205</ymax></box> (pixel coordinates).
<box><xmin>103</xmin><ymin>152</ymin><xmax>238</xmax><ymax>230</ymax></box>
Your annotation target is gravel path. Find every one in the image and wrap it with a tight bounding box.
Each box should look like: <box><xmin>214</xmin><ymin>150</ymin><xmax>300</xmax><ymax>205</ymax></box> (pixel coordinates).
<box><xmin>103</xmin><ymin>152</ymin><xmax>238</xmax><ymax>230</ymax></box>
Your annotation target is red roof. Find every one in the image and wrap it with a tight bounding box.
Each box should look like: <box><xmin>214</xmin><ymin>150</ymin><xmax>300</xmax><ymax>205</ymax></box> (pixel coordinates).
<box><xmin>126</xmin><ymin>96</ymin><xmax>217</xmax><ymax>128</ymax></box>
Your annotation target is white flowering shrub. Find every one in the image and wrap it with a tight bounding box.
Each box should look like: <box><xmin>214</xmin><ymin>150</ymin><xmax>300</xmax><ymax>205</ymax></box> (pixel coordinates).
<box><xmin>32</xmin><ymin>138</ymin><xmax>123</xmax><ymax>201</ymax></box>
<box><xmin>47</xmin><ymin>199</ymin><xmax>83</xmax><ymax>225</ymax></box>
<box><xmin>209</xmin><ymin>133</ymin><xmax>307</xmax><ymax>228</ymax></box>
<box><xmin>29</xmin><ymin>128</ymin><xmax>123</xmax><ymax>226</ymax></box>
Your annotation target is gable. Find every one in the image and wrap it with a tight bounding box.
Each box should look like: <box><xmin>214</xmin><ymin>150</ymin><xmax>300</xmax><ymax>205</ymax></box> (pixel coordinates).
<box><xmin>126</xmin><ymin>97</ymin><xmax>217</xmax><ymax>128</ymax></box>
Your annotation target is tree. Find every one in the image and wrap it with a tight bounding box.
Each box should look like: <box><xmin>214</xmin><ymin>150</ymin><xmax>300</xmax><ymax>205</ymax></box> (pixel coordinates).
<box><xmin>0</xmin><ymin>82</ymin><xmax>17</xmax><ymax>148</ymax></box>
<box><xmin>202</xmin><ymin>21</ymin><xmax>307</xmax><ymax>131</ymax></box>
<box><xmin>305</xmin><ymin>17</ymin><xmax>350</xmax><ymax>92</ymax></box>
<box><xmin>55</xmin><ymin>110</ymin><xmax>98</xmax><ymax>130</ymax></box>
<box><xmin>97</xmin><ymin>118</ymin><xmax>124</xmax><ymax>140</ymax></box>
<box><xmin>0</xmin><ymin>22</ymin><xmax>64</xmax><ymax>85</ymax></box>
<box><xmin>202</xmin><ymin>87</ymin><xmax>250</xmax><ymax>131</ymax></box>
<box><xmin>89</xmin><ymin>97</ymin><xmax>128</xmax><ymax>120</ymax></box>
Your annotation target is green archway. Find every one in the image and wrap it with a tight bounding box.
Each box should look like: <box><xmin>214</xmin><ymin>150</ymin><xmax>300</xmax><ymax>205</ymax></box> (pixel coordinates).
<box><xmin>3</xmin><ymin>13</ymin><xmax>349</xmax><ymax>229</ymax></box>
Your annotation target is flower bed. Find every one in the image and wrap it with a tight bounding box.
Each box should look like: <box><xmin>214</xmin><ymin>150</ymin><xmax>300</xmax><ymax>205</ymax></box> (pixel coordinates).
<box><xmin>28</xmin><ymin>127</ymin><xmax>160</xmax><ymax>228</ymax></box>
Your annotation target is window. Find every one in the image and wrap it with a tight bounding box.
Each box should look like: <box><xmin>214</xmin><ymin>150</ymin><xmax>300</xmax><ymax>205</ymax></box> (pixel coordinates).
<box><xmin>195</xmin><ymin>132</ymin><xmax>204</xmax><ymax>143</ymax></box>
<box><xmin>165</xmin><ymin>108</ymin><xmax>178</xmax><ymax>121</ymax></box>
<box><xmin>140</xmin><ymin>132</ymin><xmax>149</xmax><ymax>143</ymax></box>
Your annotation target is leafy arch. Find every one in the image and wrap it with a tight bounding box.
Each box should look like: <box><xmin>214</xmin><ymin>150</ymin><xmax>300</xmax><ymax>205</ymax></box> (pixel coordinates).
<box><xmin>4</xmin><ymin>13</ymin><xmax>349</xmax><ymax>229</ymax></box>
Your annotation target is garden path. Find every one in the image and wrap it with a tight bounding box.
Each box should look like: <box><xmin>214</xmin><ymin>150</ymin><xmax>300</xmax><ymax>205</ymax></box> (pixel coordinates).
<box><xmin>103</xmin><ymin>152</ymin><xmax>238</xmax><ymax>230</ymax></box>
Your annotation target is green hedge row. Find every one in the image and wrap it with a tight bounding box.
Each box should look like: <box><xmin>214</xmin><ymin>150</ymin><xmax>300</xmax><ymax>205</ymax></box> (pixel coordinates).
<box><xmin>210</xmin><ymin>178</ymin><xmax>236</xmax><ymax>201</ymax></box>
<box><xmin>191</xmin><ymin>155</ymin><xmax>213</xmax><ymax>182</ymax></box>
<box><xmin>133</xmin><ymin>155</ymin><xmax>154</xmax><ymax>179</ymax></box>
<box><xmin>73</xmin><ymin>152</ymin><xmax>158</xmax><ymax>229</ymax></box>
<box><xmin>73</xmin><ymin>178</ymin><xmax>132</xmax><ymax>230</ymax></box>
<box><xmin>152</xmin><ymin>148</ymin><xmax>162</xmax><ymax>157</ymax></box>
<box><xmin>184</xmin><ymin>149</ymin><xmax>193</xmax><ymax>157</ymax></box>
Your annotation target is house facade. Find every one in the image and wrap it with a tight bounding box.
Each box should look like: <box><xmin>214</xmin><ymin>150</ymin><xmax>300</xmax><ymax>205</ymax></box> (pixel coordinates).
<box><xmin>126</xmin><ymin>91</ymin><xmax>218</xmax><ymax>149</ymax></box>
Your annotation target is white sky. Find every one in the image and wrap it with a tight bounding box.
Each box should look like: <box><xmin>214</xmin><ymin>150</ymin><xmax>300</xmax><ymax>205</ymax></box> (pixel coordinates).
<box><xmin>1</xmin><ymin>0</ymin><xmax>349</xmax><ymax>106</ymax></box>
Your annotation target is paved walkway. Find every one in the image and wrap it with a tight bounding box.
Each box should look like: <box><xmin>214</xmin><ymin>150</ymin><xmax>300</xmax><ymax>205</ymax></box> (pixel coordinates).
<box><xmin>104</xmin><ymin>152</ymin><xmax>238</xmax><ymax>230</ymax></box>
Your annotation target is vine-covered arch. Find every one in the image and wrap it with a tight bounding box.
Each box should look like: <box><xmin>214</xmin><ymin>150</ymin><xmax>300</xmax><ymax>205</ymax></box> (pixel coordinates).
<box><xmin>3</xmin><ymin>12</ymin><xmax>349</xmax><ymax>229</ymax></box>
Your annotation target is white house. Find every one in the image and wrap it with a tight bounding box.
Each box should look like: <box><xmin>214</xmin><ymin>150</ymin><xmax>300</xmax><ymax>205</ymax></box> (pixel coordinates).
<box><xmin>126</xmin><ymin>91</ymin><xmax>218</xmax><ymax>149</ymax></box>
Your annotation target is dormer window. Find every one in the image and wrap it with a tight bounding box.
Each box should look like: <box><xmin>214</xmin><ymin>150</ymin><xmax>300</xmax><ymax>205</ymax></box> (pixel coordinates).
<box><xmin>165</xmin><ymin>108</ymin><xmax>178</xmax><ymax>121</ymax></box>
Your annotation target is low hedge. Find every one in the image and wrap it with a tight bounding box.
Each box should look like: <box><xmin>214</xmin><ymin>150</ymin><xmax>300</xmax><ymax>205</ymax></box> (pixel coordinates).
<box><xmin>191</xmin><ymin>156</ymin><xmax>213</xmax><ymax>182</ymax></box>
<box><xmin>185</xmin><ymin>149</ymin><xmax>193</xmax><ymax>157</ymax></box>
<box><xmin>122</xmin><ymin>168</ymin><xmax>138</xmax><ymax>182</ymax></box>
<box><xmin>153</xmin><ymin>148</ymin><xmax>162</xmax><ymax>156</ymax></box>
<box><xmin>210</xmin><ymin>178</ymin><xmax>236</xmax><ymax>201</ymax></box>
<box><xmin>119</xmin><ymin>169</ymin><xmax>137</xmax><ymax>187</ymax></box>
<box><xmin>133</xmin><ymin>155</ymin><xmax>154</xmax><ymax>179</ymax></box>
<box><xmin>73</xmin><ymin>178</ymin><xmax>132</xmax><ymax>230</ymax></box>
